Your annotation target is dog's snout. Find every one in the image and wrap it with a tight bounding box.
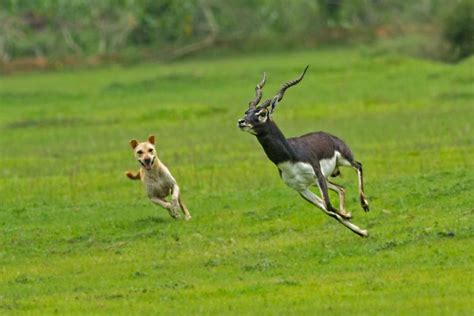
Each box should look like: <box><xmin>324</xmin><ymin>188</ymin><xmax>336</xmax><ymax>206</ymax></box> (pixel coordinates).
<box><xmin>238</xmin><ymin>119</ymin><xmax>245</xmax><ymax>125</ymax></box>
<box><xmin>144</xmin><ymin>158</ymin><xmax>151</xmax><ymax>164</ymax></box>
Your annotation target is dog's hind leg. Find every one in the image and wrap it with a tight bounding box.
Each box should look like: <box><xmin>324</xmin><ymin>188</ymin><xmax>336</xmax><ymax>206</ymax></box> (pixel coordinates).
<box><xmin>179</xmin><ymin>197</ymin><xmax>191</xmax><ymax>221</ymax></box>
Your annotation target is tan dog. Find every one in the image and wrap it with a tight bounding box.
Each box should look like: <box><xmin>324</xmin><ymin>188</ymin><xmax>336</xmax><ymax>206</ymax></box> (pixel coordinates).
<box><xmin>126</xmin><ymin>135</ymin><xmax>191</xmax><ymax>220</ymax></box>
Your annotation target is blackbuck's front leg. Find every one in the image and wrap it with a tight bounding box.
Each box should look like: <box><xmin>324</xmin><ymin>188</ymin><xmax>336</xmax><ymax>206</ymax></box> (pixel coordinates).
<box><xmin>351</xmin><ymin>161</ymin><xmax>369</xmax><ymax>212</ymax></box>
<box><xmin>299</xmin><ymin>189</ymin><xmax>368</xmax><ymax>237</ymax></box>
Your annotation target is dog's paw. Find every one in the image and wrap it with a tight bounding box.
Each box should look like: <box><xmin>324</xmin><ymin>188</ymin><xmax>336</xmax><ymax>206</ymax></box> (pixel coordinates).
<box><xmin>168</xmin><ymin>204</ymin><xmax>180</xmax><ymax>219</ymax></box>
<box><xmin>171</xmin><ymin>200</ymin><xmax>180</xmax><ymax>211</ymax></box>
<box><xmin>168</xmin><ymin>209</ymin><xmax>180</xmax><ymax>219</ymax></box>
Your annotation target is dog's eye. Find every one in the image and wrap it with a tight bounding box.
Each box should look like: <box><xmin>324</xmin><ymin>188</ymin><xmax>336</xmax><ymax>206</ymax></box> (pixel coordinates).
<box><xmin>259</xmin><ymin>111</ymin><xmax>266</xmax><ymax>117</ymax></box>
<box><xmin>148</xmin><ymin>148</ymin><xmax>153</xmax><ymax>153</ymax></box>
<box><xmin>137</xmin><ymin>150</ymin><xmax>143</xmax><ymax>155</ymax></box>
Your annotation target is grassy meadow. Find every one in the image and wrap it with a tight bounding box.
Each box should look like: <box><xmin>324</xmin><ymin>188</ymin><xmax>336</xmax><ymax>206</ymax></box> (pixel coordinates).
<box><xmin>0</xmin><ymin>47</ymin><xmax>473</xmax><ymax>314</ymax></box>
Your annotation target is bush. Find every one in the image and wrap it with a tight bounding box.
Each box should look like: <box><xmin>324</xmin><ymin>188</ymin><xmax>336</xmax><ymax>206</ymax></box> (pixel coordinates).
<box><xmin>0</xmin><ymin>0</ymin><xmax>470</xmax><ymax>66</ymax></box>
<box><xmin>442</xmin><ymin>0</ymin><xmax>474</xmax><ymax>61</ymax></box>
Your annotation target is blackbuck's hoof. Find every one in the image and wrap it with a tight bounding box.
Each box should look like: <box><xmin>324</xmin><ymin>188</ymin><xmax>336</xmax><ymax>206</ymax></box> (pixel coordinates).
<box><xmin>360</xmin><ymin>197</ymin><xmax>370</xmax><ymax>212</ymax></box>
<box><xmin>340</xmin><ymin>211</ymin><xmax>352</xmax><ymax>220</ymax></box>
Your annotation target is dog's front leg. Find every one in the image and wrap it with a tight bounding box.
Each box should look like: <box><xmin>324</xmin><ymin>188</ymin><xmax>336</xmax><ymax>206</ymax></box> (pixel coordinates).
<box><xmin>150</xmin><ymin>197</ymin><xmax>179</xmax><ymax>219</ymax></box>
<box><xmin>149</xmin><ymin>196</ymin><xmax>171</xmax><ymax>209</ymax></box>
<box><xmin>150</xmin><ymin>197</ymin><xmax>171</xmax><ymax>208</ymax></box>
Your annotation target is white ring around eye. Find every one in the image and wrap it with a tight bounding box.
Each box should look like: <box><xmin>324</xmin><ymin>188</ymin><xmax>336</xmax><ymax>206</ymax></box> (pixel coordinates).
<box><xmin>255</xmin><ymin>109</ymin><xmax>265</xmax><ymax>116</ymax></box>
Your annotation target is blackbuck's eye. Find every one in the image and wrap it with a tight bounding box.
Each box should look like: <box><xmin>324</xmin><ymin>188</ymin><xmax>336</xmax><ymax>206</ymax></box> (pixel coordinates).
<box><xmin>137</xmin><ymin>150</ymin><xmax>143</xmax><ymax>155</ymax></box>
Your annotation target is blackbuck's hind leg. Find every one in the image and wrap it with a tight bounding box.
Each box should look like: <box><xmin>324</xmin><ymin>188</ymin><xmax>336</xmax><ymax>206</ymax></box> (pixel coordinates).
<box><xmin>308</xmin><ymin>168</ymin><xmax>367</xmax><ymax>237</ymax></box>
<box><xmin>351</xmin><ymin>161</ymin><xmax>369</xmax><ymax>212</ymax></box>
<box><xmin>326</xmin><ymin>181</ymin><xmax>351</xmax><ymax>219</ymax></box>
<box><xmin>299</xmin><ymin>189</ymin><xmax>368</xmax><ymax>237</ymax></box>
<box><xmin>313</xmin><ymin>168</ymin><xmax>351</xmax><ymax>220</ymax></box>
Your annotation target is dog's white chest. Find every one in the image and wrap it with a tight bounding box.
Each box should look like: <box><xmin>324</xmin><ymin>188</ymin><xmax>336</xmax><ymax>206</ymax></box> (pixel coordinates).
<box><xmin>277</xmin><ymin>161</ymin><xmax>316</xmax><ymax>191</ymax></box>
<box><xmin>144</xmin><ymin>179</ymin><xmax>170</xmax><ymax>197</ymax></box>
<box><xmin>143</xmin><ymin>168</ymin><xmax>174</xmax><ymax>198</ymax></box>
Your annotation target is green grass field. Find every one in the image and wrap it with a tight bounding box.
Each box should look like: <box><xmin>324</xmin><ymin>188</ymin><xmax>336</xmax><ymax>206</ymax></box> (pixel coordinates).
<box><xmin>1</xmin><ymin>47</ymin><xmax>473</xmax><ymax>314</ymax></box>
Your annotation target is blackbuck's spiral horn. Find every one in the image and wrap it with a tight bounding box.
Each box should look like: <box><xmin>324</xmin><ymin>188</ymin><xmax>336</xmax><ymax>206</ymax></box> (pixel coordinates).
<box><xmin>248</xmin><ymin>72</ymin><xmax>267</xmax><ymax>108</ymax></box>
<box><xmin>259</xmin><ymin>98</ymin><xmax>272</xmax><ymax>109</ymax></box>
<box><xmin>262</xmin><ymin>65</ymin><xmax>309</xmax><ymax>110</ymax></box>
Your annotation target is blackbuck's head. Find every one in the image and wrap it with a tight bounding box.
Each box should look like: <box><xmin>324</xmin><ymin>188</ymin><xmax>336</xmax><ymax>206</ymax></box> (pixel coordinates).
<box><xmin>238</xmin><ymin>66</ymin><xmax>309</xmax><ymax>135</ymax></box>
<box><xmin>129</xmin><ymin>135</ymin><xmax>157</xmax><ymax>170</ymax></box>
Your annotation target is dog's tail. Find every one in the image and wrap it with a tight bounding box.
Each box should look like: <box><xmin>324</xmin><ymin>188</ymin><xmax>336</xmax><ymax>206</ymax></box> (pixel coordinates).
<box><xmin>125</xmin><ymin>171</ymin><xmax>141</xmax><ymax>180</ymax></box>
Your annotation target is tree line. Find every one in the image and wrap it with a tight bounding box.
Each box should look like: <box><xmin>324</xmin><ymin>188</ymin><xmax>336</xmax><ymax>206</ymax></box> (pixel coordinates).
<box><xmin>0</xmin><ymin>0</ymin><xmax>472</xmax><ymax>67</ymax></box>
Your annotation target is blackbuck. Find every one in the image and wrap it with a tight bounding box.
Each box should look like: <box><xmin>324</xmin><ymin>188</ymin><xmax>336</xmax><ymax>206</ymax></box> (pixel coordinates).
<box><xmin>238</xmin><ymin>66</ymin><xmax>370</xmax><ymax>237</ymax></box>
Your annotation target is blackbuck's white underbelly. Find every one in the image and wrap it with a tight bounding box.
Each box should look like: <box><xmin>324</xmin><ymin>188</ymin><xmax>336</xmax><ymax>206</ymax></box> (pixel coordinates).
<box><xmin>278</xmin><ymin>151</ymin><xmax>348</xmax><ymax>190</ymax></box>
<box><xmin>277</xmin><ymin>161</ymin><xmax>317</xmax><ymax>191</ymax></box>
<box><xmin>319</xmin><ymin>153</ymin><xmax>337</xmax><ymax>178</ymax></box>
<box><xmin>320</xmin><ymin>151</ymin><xmax>350</xmax><ymax>178</ymax></box>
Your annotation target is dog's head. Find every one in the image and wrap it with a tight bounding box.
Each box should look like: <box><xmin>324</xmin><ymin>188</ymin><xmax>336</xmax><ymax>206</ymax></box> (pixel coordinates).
<box><xmin>129</xmin><ymin>135</ymin><xmax>157</xmax><ymax>170</ymax></box>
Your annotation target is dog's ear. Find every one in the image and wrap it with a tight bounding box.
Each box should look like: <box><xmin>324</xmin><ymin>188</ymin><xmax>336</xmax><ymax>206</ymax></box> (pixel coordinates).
<box><xmin>129</xmin><ymin>139</ymin><xmax>139</xmax><ymax>149</ymax></box>
<box><xmin>147</xmin><ymin>135</ymin><xmax>155</xmax><ymax>145</ymax></box>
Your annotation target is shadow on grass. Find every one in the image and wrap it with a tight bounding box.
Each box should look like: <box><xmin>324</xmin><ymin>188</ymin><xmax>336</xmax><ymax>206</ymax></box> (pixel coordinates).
<box><xmin>133</xmin><ymin>216</ymin><xmax>168</xmax><ymax>228</ymax></box>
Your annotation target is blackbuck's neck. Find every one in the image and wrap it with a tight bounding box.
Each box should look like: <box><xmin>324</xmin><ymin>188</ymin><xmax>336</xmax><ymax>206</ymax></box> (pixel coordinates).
<box><xmin>256</xmin><ymin>120</ymin><xmax>295</xmax><ymax>165</ymax></box>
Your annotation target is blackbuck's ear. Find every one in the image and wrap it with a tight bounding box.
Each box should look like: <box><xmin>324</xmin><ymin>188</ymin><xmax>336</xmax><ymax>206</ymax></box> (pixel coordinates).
<box><xmin>147</xmin><ymin>135</ymin><xmax>155</xmax><ymax>145</ymax></box>
<box><xmin>270</xmin><ymin>96</ymin><xmax>279</xmax><ymax>115</ymax></box>
<box><xmin>129</xmin><ymin>139</ymin><xmax>139</xmax><ymax>149</ymax></box>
